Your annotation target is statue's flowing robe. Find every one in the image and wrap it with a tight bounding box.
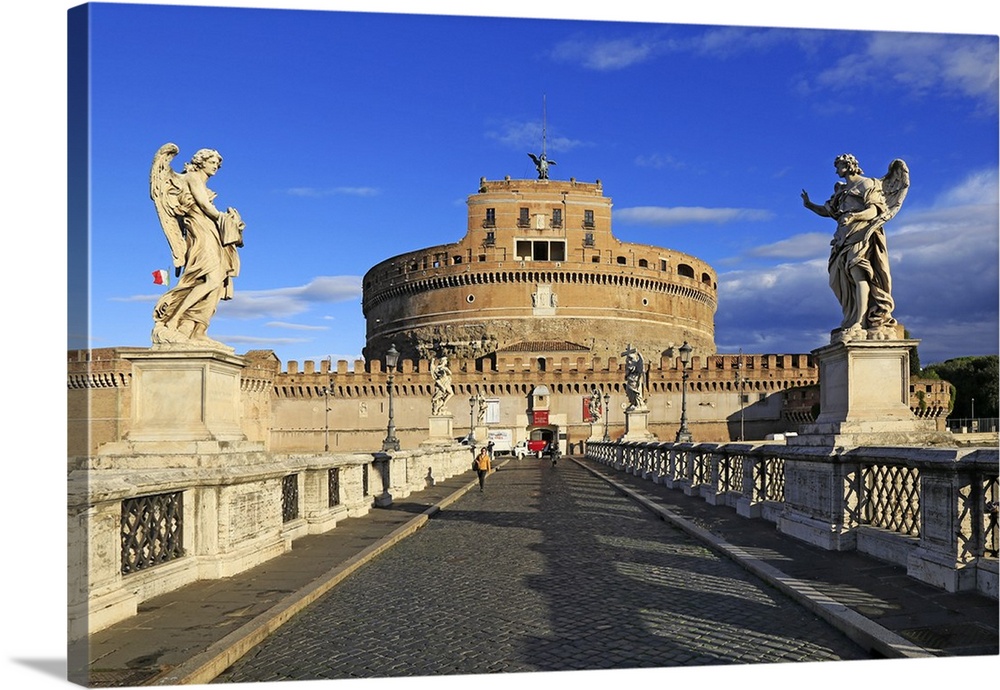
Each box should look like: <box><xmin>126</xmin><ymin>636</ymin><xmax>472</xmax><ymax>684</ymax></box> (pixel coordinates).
<box><xmin>153</xmin><ymin>183</ymin><xmax>241</xmax><ymax>329</ymax></box>
<box><xmin>826</xmin><ymin>177</ymin><xmax>894</xmax><ymax>331</ymax></box>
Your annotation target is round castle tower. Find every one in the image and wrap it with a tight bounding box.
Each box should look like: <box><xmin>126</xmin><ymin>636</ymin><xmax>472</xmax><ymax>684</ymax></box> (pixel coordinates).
<box><xmin>362</xmin><ymin>176</ymin><xmax>717</xmax><ymax>365</ymax></box>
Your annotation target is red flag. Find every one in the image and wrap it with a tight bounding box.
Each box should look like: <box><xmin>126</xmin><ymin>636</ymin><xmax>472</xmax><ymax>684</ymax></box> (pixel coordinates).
<box><xmin>152</xmin><ymin>269</ymin><xmax>170</xmax><ymax>286</ymax></box>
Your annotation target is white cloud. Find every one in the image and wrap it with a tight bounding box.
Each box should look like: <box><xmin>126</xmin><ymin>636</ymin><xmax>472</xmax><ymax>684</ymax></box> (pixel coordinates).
<box><xmin>549</xmin><ymin>35</ymin><xmax>665</xmax><ymax>71</ymax></box>
<box><xmin>285</xmin><ymin>186</ymin><xmax>380</xmax><ymax>197</ymax></box>
<box><xmin>615</xmin><ymin>206</ymin><xmax>774</xmax><ymax>226</ymax></box>
<box><xmin>217</xmin><ymin>276</ymin><xmax>363</xmax><ymax>319</ymax></box>
<box><xmin>634</xmin><ymin>153</ymin><xmax>685</xmax><ymax>170</ymax></box>
<box><xmin>485</xmin><ymin>119</ymin><xmax>586</xmax><ymax>153</ymax></box>
<box><xmin>814</xmin><ymin>32</ymin><xmax>998</xmax><ymax>109</ymax></box>
<box><xmin>265</xmin><ymin>321</ymin><xmax>331</xmax><ymax>331</ymax></box>
<box><xmin>747</xmin><ymin>232</ymin><xmax>829</xmax><ymax>260</ymax></box>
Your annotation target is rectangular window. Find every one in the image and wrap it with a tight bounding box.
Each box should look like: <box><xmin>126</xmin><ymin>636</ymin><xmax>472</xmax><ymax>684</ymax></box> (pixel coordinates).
<box><xmin>518</xmin><ymin>239</ymin><xmax>566</xmax><ymax>262</ymax></box>
<box><xmin>584</xmin><ymin>232</ymin><xmax>594</xmax><ymax>247</ymax></box>
<box><xmin>552</xmin><ymin>208</ymin><xmax>563</xmax><ymax>227</ymax></box>
<box><xmin>485</xmin><ymin>399</ymin><xmax>500</xmax><ymax>424</ymax></box>
<box><xmin>518</xmin><ymin>207</ymin><xmax>530</xmax><ymax>227</ymax></box>
<box><xmin>583</xmin><ymin>210</ymin><xmax>595</xmax><ymax>228</ymax></box>
<box><xmin>484</xmin><ymin>208</ymin><xmax>496</xmax><ymax>227</ymax></box>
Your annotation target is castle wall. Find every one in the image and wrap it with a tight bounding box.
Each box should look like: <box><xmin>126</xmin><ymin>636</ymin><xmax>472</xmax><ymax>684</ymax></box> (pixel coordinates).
<box><xmin>71</xmin><ymin>348</ymin><xmax>954</xmax><ymax>456</ymax></box>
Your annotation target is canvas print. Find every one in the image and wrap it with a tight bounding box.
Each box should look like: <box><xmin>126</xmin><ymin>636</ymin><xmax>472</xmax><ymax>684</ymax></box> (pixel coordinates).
<box><xmin>64</xmin><ymin>2</ymin><xmax>997</xmax><ymax>688</ymax></box>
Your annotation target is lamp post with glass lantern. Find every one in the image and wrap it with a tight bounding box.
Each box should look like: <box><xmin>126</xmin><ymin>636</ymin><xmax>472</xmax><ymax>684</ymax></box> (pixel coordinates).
<box><xmin>322</xmin><ymin>385</ymin><xmax>330</xmax><ymax>452</ymax></box>
<box><xmin>381</xmin><ymin>344</ymin><xmax>400</xmax><ymax>451</ymax></box>
<box><xmin>468</xmin><ymin>394</ymin><xmax>477</xmax><ymax>446</ymax></box>
<box><xmin>676</xmin><ymin>341</ymin><xmax>693</xmax><ymax>443</ymax></box>
<box><xmin>602</xmin><ymin>392</ymin><xmax>611</xmax><ymax>442</ymax></box>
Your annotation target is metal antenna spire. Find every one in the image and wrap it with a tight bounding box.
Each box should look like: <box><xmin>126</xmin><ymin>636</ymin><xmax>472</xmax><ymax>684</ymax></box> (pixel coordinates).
<box><xmin>528</xmin><ymin>95</ymin><xmax>556</xmax><ymax>180</ymax></box>
<box><xmin>542</xmin><ymin>94</ymin><xmax>547</xmax><ymax>158</ymax></box>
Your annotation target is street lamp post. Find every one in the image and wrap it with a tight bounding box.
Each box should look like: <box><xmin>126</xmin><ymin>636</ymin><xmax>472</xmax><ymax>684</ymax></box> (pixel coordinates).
<box><xmin>381</xmin><ymin>344</ymin><xmax>400</xmax><ymax>451</ymax></box>
<box><xmin>602</xmin><ymin>392</ymin><xmax>611</xmax><ymax>442</ymax></box>
<box><xmin>735</xmin><ymin>348</ymin><xmax>747</xmax><ymax>442</ymax></box>
<box><xmin>322</xmin><ymin>386</ymin><xmax>330</xmax><ymax>452</ymax></box>
<box><xmin>468</xmin><ymin>393</ymin><xmax>477</xmax><ymax>445</ymax></box>
<box><xmin>676</xmin><ymin>341</ymin><xmax>693</xmax><ymax>443</ymax></box>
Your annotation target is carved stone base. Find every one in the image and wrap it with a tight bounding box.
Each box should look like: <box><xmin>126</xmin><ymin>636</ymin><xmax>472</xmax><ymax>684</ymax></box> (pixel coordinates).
<box><xmin>792</xmin><ymin>339</ymin><xmax>953</xmax><ymax>447</ymax></box>
<box><xmin>423</xmin><ymin>414</ymin><xmax>454</xmax><ymax>445</ymax></box>
<box><xmin>119</xmin><ymin>348</ymin><xmax>247</xmax><ymax>443</ymax></box>
<box><xmin>622</xmin><ymin>408</ymin><xmax>657</xmax><ymax>442</ymax></box>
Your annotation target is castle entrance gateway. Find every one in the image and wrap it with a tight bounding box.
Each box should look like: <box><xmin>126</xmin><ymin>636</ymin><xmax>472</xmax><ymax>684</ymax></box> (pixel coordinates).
<box><xmin>525</xmin><ymin>385</ymin><xmax>565</xmax><ymax>455</ymax></box>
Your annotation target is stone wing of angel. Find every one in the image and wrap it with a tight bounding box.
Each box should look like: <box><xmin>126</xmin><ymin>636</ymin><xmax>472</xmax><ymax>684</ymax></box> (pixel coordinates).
<box><xmin>878</xmin><ymin>159</ymin><xmax>910</xmax><ymax>223</ymax></box>
<box><xmin>149</xmin><ymin>142</ymin><xmax>187</xmax><ymax>271</ymax></box>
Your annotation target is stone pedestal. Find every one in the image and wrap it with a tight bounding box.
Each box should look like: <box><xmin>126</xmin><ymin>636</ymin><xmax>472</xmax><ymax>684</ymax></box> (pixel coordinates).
<box><xmin>121</xmin><ymin>348</ymin><xmax>247</xmax><ymax>443</ymax></box>
<box><xmin>372</xmin><ymin>452</ymin><xmax>394</xmax><ymax>508</ymax></box>
<box><xmin>473</xmin><ymin>425</ymin><xmax>488</xmax><ymax>444</ymax></box>
<box><xmin>791</xmin><ymin>339</ymin><xmax>950</xmax><ymax>447</ymax></box>
<box><xmin>622</xmin><ymin>408</ymin><xmax>657</xmax><ymax>442</ymax></box>
<box><xmin>424</xmin><ymin>414</ymin><xmax>454</xmax><ymax>445</ymax></box>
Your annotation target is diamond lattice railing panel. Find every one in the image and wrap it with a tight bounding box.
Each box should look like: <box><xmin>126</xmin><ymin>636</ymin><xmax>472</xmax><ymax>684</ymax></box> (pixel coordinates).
<box><xmin>120</xmin><ymin>492</ymin><xmax>184</xmax><ymax>575</ymax></box>
<box><xmin>863</xmin><ymin>464</ymin><xmax>920</xmax><ymax>536</ymax></box>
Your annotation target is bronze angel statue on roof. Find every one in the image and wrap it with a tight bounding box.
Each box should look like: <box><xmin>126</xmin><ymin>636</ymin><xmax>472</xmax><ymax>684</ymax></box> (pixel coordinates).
<box><xmin>801</xmin><ymin>154</ymin><xmax>909</xmax><ymax>342</ymax></box>
<box><xmin>528</xmin><ymin>152</ymin><xmax>556</xmax><ymax>180</ymax></box>
<box><xmin>149</xmin><ymin>143</ymin><xmax>245</xmax><ymax>350</ymax></box>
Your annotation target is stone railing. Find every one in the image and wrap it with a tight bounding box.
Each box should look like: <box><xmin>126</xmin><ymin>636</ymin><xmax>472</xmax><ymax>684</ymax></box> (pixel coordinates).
<box><xmin>585</xmin><ymin>440</ymin><xmax>999</xmax><ymax>599</ymax></box>
<box><xmin>67</xmin><ymin>442</ymin><xmax>472</xmax><ymax>640</ymax></box>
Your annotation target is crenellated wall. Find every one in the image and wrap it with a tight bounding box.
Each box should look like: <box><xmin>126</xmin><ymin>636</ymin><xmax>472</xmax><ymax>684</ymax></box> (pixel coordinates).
<box><xmin>69</xmin><ymin>347</ymin><xmax>955</xmax><ymax>457</ymax></box>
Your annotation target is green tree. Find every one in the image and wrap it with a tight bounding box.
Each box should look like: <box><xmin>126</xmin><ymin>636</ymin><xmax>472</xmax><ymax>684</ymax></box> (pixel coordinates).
<box><xmin>923</xmin><ymin>355</ymin><xmax>999</xmax><ymax>419</ymax></box>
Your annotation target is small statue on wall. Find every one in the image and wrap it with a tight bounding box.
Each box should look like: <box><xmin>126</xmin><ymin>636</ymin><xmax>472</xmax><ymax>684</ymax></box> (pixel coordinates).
<box><xmin>622</xmin><ymin>345</ymin><xmax>646</xmax><ymax>411</ymax></box>
<box><xmin>588</xmin><ymin>387</ymin><xmax>603</xmax><ymax>423</ymax></box>
<box><xmin>149</xmin><ymin>143</ymin><xmax>245</xmax><ymax>350</ymax></box>
<box><xmin>476</xmin><ymin>391</ymin><xmax>487</xmax><ymax>424</ymax></box>
<box><xmin>430</xmin><ymin>356</ymin><xmax>454</xmax><ymax>416</ymax></box>
<box><xmin>801</xmin><ymin>154</ymin><xmax>909</xmax><ymax>342</ymax></box>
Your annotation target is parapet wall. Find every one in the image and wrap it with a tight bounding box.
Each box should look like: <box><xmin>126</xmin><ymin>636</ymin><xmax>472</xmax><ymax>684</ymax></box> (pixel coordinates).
<box><xmin>69</xmin><ymin>348</ymin><xmax>951</xmax><ymax>457</ymax></box>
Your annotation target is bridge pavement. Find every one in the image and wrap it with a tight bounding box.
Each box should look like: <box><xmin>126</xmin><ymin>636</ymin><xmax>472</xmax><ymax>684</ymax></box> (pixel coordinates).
<box><xmin>210</xmin><ymin>457</ymin><xmax>869</xmax><ymax>683</ymax></box>
<box><xmin>82</xmin><ymin>455</ymin><xmax>998</xmax><ymax>687</ymax></box>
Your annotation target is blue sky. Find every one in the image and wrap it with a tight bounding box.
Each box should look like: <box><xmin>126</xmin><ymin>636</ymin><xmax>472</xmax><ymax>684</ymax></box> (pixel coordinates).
<box><xmin>69</xmin><ymin>3</ymin><xmax>998</xmax><ymax>368</ymax></box>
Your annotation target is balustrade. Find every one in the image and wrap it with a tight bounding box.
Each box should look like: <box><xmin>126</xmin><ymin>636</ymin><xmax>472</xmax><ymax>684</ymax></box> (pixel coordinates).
<box><xmin>585</xmin><ymin>440</ymin><xmax>998</xmax><ymax>597</ymax></box>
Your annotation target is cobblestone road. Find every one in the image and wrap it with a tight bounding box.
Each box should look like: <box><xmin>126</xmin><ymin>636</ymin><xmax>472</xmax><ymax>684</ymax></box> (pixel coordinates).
<box><xmin>213</xmin><ymin>459</ymin><xmax>870</xmax><ymax>683</ymax></box>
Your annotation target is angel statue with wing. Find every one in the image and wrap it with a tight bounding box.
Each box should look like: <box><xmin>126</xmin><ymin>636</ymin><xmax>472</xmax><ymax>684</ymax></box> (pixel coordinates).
<box><xmin>149</xmin><ymin>143</ymin><xmax>245</xmax><ymax>350</ymax></box>
<box><xmin>801</xmin><ymin>154</ymin><xmax>909</xmax><ymax>342</ymax></box>
<box><xmin>622</xmin><ymin>345</ymin><xmax>647</xmax><ymax>411</ymax></box>
<box><xmin>527</xmin><ymin>152</ymin><xmax>555</xmax><ymax>180</ymax></box>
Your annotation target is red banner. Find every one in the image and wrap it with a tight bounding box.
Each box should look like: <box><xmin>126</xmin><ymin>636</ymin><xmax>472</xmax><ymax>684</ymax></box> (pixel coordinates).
<box><xmin>532</xmin><ymin>410</ymin><xmax>549</xmax><ymax>426</ymax></box>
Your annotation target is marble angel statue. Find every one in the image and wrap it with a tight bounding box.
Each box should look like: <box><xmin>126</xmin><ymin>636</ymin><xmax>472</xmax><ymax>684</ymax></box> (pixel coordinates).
<box><xmin>622</xmin><ymin>345</ymin><xmax>646</xmax><ymax>411</ymax></box>
<box><xmin>149</xmin><ymin>143</ymin><xmax>245</xmax><ymax>349</ymax></box>
<box><xmin>802</xmin><ymin>154</ymin><xmax>909</xmax><ymax>342</ymax></box>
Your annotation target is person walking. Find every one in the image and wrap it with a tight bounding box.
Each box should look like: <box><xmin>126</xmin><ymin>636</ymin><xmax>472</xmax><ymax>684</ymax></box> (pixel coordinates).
<box><xmin>474</xmin><ymin>445</ymin><xmax>492</xmax><ymax>492</ymax></box>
